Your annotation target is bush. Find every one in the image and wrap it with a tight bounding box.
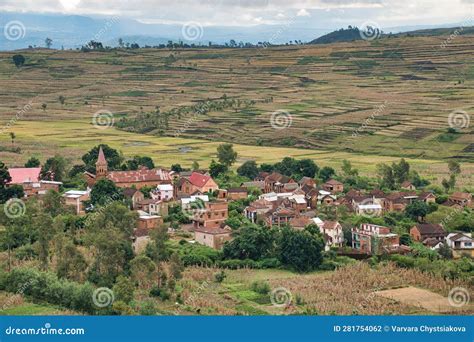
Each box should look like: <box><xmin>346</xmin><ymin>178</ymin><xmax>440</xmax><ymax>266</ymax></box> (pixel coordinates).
<box><xmin>389</xmin><ymin>255</ymin><xmax>416</xmax><ymax>268</ymax></box>
<box><xmin>139</xmin><ymin>300</ymin><xmax>157</xmax><ymax>315</ymax></box>
<box><xmin>250</xmin><ymin>281</ymin><xmax>270</xmax><ymax>295</ymax></box>
<box><xmin>214</xmin><ymin>270</ymin><xmax>226</xmax><ymax>283</ymax></box>
<box><xmin>256</xmin><ymin>258</ymin><xmax>281</xmax><ymax>269</ymax></box>
<box><xmin>0</xmin><ymin>267</ymin><xmax>96</xmax><ymax>314</ymax></box>
<box><xmin>216</xmin><ymin>259</ymin><xmax>258</xmax><ymax>269</ymax></box>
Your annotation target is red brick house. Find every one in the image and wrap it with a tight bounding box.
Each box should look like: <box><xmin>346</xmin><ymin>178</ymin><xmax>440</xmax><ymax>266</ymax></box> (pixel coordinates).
<box><xmin>263</xmin><ymin>172</ymin><xmax>296</xmax><ymax>193</ymax></box>
<box><xmin>227</xmin><ymin>187</ymin><xmax>248</xmax><ymax>201</ymax></box>
<box><xmin>410</xmin><ymin>223</ymin><xmax>446</xmax><ymax>243</ymax></box>
<box><xmin>194</xmin><ymin>227</ymin><xmax>232</xmax><ymax>250</ymax></box>
<box><xmin>322</xmin><ymin>179</ymin><xmax>344</xmax><ymax>193</ymax></box>
<box><xmin>352</xmin><ymin>223</ymin><xmax>401</xmax><ymax>255</ymax></box>
<box><xmin>192</xmin><ymin>201</ymin><xmax>228</xmax><ymax>229</ymax></box>
<box><xmin>177</xmin><ymin>172</ymin><xmax>219</xmax><ymax>195</ymax></box>
<box><xmin>7</xmin><ymin>167</ymin><xmax>62</xmax><ymax>198</ymax></box>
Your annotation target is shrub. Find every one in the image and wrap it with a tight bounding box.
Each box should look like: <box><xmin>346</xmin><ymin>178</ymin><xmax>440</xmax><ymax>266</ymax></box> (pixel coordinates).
<box><xmin>250</xmin><ymin>281</ymin><xmax>270</xmax><ymax>295</ymax></box>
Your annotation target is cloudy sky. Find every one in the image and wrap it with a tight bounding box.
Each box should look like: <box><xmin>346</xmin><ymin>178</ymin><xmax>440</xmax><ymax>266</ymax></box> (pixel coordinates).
<box><xmin>0</xmin><ymin>0</ymin><xmax>473</xmax><ymax>29</ymax></box>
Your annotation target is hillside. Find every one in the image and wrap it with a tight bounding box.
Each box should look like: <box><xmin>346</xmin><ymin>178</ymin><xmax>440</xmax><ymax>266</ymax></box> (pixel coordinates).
<box><xmin>310</xmin><ymin>25</ymin><xmax>474</xmax><ymax>44</ymax></box>
<box><xmin>0</xmin><ymin>34</ymin><xmax>473</xmax><ymax>185</ymax></box>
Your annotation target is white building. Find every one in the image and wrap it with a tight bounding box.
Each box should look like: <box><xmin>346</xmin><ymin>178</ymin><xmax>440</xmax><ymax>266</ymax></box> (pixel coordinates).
<box><xmin>151</xmin><ymin>184</ymin><xmax>174</xmax><ymax>201</ymax></box>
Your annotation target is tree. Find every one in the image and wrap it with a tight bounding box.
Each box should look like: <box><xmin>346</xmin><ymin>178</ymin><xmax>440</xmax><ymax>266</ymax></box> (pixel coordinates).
<box><xmin>41</xmin><ymin>156</ymin><xmax>66</xmax><ymax>181</ymax></box>
<box><xmin>90</xmin><ymin>179</ymin><xmax>123</xmax><ymax>206</ymax></box>
<box><xmin>118</xmin><ymin>38</ymin><xmax>124</xmax><ymax>48</ymax></box>
<box><xmin>274</xmin><ymin>157</ymin><xmax>297</xmax><ymax>177</ymax></box>
<box><xmin>169</xmin><ymin>253</ymin><xmax>184</xmax><ymax>280</ymax></box>
<box><xmin>278</xmin><ymin>227</ymin><xmax>324</xmax><ymax>272</ymax></box>
<box><xmin>217</xmin><ymin>143</ymin><xmax>237</xmax><ymax>166</ymax></box>
<box><xmin>448</xmin><ymin>161</ymin><xmax>461</xmax><ymax>175</ymax></box>
<box><xmin>82</xmin><ymin>145</ymin><xmax>123</xmax><ymax>172</ymax></box>
<box><xmin>8</xmin><ymin>132</ymin><xmax>15</xmax><ymax>148</ymax></box>
<box><xmin>223</xmin><ymin>225</ymin><xmax>276</xmax><ymax>260</ymax></box>
<box><xmin>58</xmin><ymin>95</ymin><xmax>66</xmax><ymax>106</ymax></box>
<box><xmin>130</xmin><ymin>255</ymin><xmax>156</xmax><ymax>288</ymax></box>
<box><xmin>392</xmin><ymin>158</ymin><xmax>410</xmax><ymax>185</ymax></box>
<box><xmin>25</xmin><ymin>156</ymin><xmax>40</xmax><ymax>168</ymax></box>
<box><xmin>42</xmin><ymin>190</ymin><xmax>64</xmax><ymax>217</ymax></box>
<box><xmin>192</xmin><ymin>161</ymin><xmax>200</xmax><ymax>171</ymax></box>
<box><xmin>113</xmin><ymin>275</ymin><xmax>135</xmax><ymax>304</ymax></box>
<box><xmin>12</xmin><ymin>54</ymin><xmax>25</xmax><ymax>68</ymax></box>
<box><xmin>319</xmin><ymin>166</ymin><xmax>335</xmax><ymax>182</ymax></box>
<box><xmin>45</xmin><ymin>37</ymin><xmax>53</xmax><ymax>49</ymax></box>
<box><xmin>171</xmin><ymin>164</ymin><xmax>183</xmax><ymax>173</ymax></box>
<box><xmin>55</xmin><ymin>234</ymin><xmax>87</xmax><ymax>282</ymax></box>
<box><xmin>41</xmin><ymin>103</ymin><xmax>47</xmax><ymax>111</ymax></box>
<box><xmin>0</xmin><ymin>161</ymin><xmax>12</xmax><ymax>203</ymax></box>
<box><xmin>341</xmin><ymin>159</ymin><xmax>358</xmax><ymax>177</ymax></box>
<box><xmin>296</xmin><ymin>159</ymin><xmax>319</xmax><ymax>178</ymax></box>
<box><xmin>377</xmin><ymin>163</ymin><xmax>395</xmax><ymax>190</ymax></box>
<box><xmin>237</xmin><ymin>160</ymin><xmax>259</xmax><ymax>179</ymax></box>
<box><xmin>35</xmin><ymin>212</ymin><xmax>54</xmax><ymax>270</ymax></box>
<box><xmin>209</xmin><ymin>160</ymin><xmax>228</xmax><ymax>178</ymax></box>
<box><xmin>405</xmin><ymin>201</ymin><xmax>429</xmax><ymax>222</ymax></box>
<box><xmin>146</xmin><ymin>225</ymin><xmax>169</xmax><ymax>262</ymax></box>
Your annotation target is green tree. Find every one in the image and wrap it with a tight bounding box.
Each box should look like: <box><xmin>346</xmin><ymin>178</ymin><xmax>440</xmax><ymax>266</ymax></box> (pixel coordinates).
<box><xmin>0</xmin><ymin>162</ymin><xmax>12</xmax><ymax>203</ymax></box>
<box><xmin>9</xmin><ymin>132</ymin><xmax>15</xmax><ymax>148</ymax></box>
<box><xmin>318</xmin><ymin>166</ymin><xmax>336</xmax><ymax>182</ymax></box>
<box><xmin>35</xmin><ymin>213</ymin><xmax>54</xmax><ymax>270</ymax></box>
<box><xmin>209</xmin><ymin>160</ymin><xmax>228</xmax><ymax>178</ymax></box>
<box><xmin>377</xmin><ymin>163</ymin><xmax>395</xmax><ymax>190</ymax></box>
<box><xmin>448</xmin><ymin>160</ymin><xmax>461</xmax><ymax>175</ymax></box>
<box><xmin>296</xmin><ymin>159</ymin><xmax>319</xmax><ymax>178</ymax></box>
<box><xmin>45</xmin><ymin>37</ymin><xmax>53</xmax><ymax>49</ymax></box>
<box><xmin>278</xmin><ymin>227</ymin><xmax>324</xmax><ymax>272</ymax></box>
<box><xmin>146</xmin><ymin>225</ymin><xmax>169</xmax><ymax>262</ymax></box>
<box><xmin>12</xmin><ymin>54</ymin><xmax>25</xmax><ymax>68</ymax></box>
<box><xmin>130</xmin><ymin>255</ymin><xmax>156</xmax><ymax>288</ymax></box>
<box><xmin>25</xmin><ymin>156</ymin><xmax>41</xmax><ymax>168</ymax></box>
<box><xmin>41</xmin><ymin>156</ymin><xmax>67</xmax><ymax>181</ymax></box>
<box><xmin>55</xmin><ymin>234</ymin><xmax>87</xmax><ymax>282</ymax></box>
<box><xmin>169</xmin><ymin>252</ymin><xmax>184</xmax><ymax>280</ymax></box>
<box><xmin>217</xmin><ymin>143</ymin><xmax>237</xmax><ymax>166</ymax></box>
<box><xmin>90</xmin><ymin>179</ymin><xmax>123</xmax><ymax>206</ymax></box>
<box><xmin>42</xmin><ymin>190</ymin><xmax>64</xmax><ymax>217</ymax></box>
<box><xmin>405</xmin><ymin>201</ymin><xmax>429</xmax><ymax>222</ymax></box>
<box><xmin>192</xmin><ymin>161</ymin><xmax>200</xmax><ymax>171</ymax></box>
<box><xmin>341</xmin><ymin>159</ymin><xmax>358</xmax><ymax>177</ymax></box>
<box><xmin>171</xmin><ymin>164</ymin><xmax>183</xmax><ymax>172</ymax></box>
<box><xmin>223</xmin><ymin>225</ymin><xmax>275</xmax><ymax>260</ymax></box>
<box><xmin>392</xmin><ymin>158</ymin><xmax>410</xmax><ymax>185</ymax></box>
<box><xmin>237</xmin><ymin>160</ymin><xmax>259</xmax><ymax>179</ymax></box>
<box><xmin>113</xmin><ymin>275</ymin><xmax>135</xmax><ymax>304</ymax></box>
<box><xmin>58</xmin><ymin>95</ymin><xmax>66</xmax><ymax>106</ymax></box>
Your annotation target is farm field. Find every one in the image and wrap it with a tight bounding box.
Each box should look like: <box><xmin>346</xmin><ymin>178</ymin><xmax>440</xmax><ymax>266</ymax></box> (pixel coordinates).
<box><xmin>0</xmin><ymin>119</ymin><xmax>473</xmax><ymax>186</ymax></box>
<box><xmin>0</xmin><ymin>34</ymin><xmax>472</xmax><ymax>175</ymax></box>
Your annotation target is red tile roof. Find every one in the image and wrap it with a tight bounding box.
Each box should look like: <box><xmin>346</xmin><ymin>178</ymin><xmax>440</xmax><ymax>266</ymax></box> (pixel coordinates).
<box><xmin>189</xmin><ymin>172</ymin><xmax>212</xmax><ymax>187</ymax></box>
<box><xmin>8</xmin><ymin>167</ymin><xmax>41</xmax><ymax>184</ymax></box>
<box><xmin>107</xmin><ymin>169</ymin><xmax>171</xmax><ymax>184</ymax></box>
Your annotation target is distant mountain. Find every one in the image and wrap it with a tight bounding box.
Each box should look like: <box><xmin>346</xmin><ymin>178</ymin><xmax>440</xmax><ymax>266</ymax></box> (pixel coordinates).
<box><xmin>310</xmin><ymin>25</ymin><xmax>474</xmax><ymax>44</ymax></box>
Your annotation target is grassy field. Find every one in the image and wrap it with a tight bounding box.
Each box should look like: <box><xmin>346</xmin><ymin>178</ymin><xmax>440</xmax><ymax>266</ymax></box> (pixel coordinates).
<box><xmin>0</xmin><ymin>34</ymin><xmax>473</xmax><ymax>186</ymax></box>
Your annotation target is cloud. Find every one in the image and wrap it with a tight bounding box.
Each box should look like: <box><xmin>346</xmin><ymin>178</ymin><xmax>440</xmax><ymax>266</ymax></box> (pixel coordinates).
<box><xmin>297</xmin><ymin>8</ymin><xmax>311</xmax><ymax>16</ymax></box>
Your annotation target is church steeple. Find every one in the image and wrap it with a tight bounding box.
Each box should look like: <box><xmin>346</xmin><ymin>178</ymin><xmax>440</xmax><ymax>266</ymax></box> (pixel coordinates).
<box><xmin>95</xmin><ymin>146</ymin><xmax>108</xmax><ymax>179</ymax></box>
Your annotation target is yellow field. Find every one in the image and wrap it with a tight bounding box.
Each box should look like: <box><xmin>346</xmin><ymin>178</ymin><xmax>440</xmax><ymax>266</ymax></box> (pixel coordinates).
<box><xmin>1</xmin><ymin>119</ymin><xmax>472</xmax><ymax>186</ymax></box>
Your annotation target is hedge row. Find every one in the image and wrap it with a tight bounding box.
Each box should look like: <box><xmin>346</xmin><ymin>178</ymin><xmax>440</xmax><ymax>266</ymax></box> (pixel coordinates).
<box><xmin>0</xmin><ymin>267</ymin><xmax>98</xmax><ymax>314</ymax></box>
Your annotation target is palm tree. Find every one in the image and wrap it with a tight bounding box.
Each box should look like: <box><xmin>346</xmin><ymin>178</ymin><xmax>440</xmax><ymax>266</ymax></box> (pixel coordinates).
<box><xmin>9</xmin><ymin>132</ymin><xmax>15</xmax><ymax>148</ymax></box>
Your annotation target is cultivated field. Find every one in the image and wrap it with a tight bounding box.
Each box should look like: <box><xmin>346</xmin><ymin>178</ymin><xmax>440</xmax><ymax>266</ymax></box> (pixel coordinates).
<box><xmin>0</xmin><ymin>34</ymin><xmax>473</xmax><ymax>185</ymax></box>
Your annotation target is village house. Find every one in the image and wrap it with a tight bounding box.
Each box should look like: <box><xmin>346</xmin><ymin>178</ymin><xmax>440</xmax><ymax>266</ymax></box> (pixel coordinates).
<box><xmin>176</xmin><ymin>171</ymin><xmax>219</xmax><ymax>195</ymax></box>
<box><xmin>263</xmin><ymin>172</ymin><xmax>296</xmax><ymax>193</ymax></box>
<box><xmin>354</xmin><ymin>202</ymin><xmax>383</xmax><ymax>217</ymax></box>
<box><xmin>227</xmin><ymin>187</ymin><xmax>248</xmax><ymax>201</ymax></box>
<box><xmin>150</xmin><ymin>184</ymin><xmax>174</xmax><ymax>201</ymax></box>
<box><xmin>319</xmin><ymin>221</ymin><xmax>344</xmax><ymax>251</ymax></box>
<box><xmin>84</xmin><ymin>147</ymin><xmax>172</xmax><ymax>189</ymax></box>
<box><xmin>136</xmin><ymin>198</ymin><xmax>169</xmax><ymax>216</ymax></box>
<box><xmin>352</xmin><ymin>223</ymin><xmax>401</xmax><ymax>255</ymax></box>
<box><xmin>445</xmin><ymin>232</ymin><xmax>474</xmax><ymax>258</ymax></box>
<box><xmin>322</xmin><ymin>179</ymin><xmax>344</xmax><ymax>193</ymax></box>
<box><xmin>194</xmin><ymin>227</ymin><xmax>232</xmax><ymax>249</ymax></box>
<box><xmin>7</xmin><ymin>167</ymin><xmax>62</xmax><ymax>198</ymax></box>
<box><xmin>447</xmin><ymin>192</ymin><xmax>472</xmax><ymax>208</ymax></box>
<box><xmin>192</xmin><ymin>201</ymin><xmax>228</xmax><ymax>229</ymax></box>
<box><xmin>244</xmin><ymin>199</ymin><xmax>273</xmax><ymax>223</ymax></box>
<box><xmin>135</xmin><ymin>211</ymin><xmax>163</xmax><ymax>237</ymax></box>
<box><xmin>401</xmin><ymin>181</ymin><xmax>416</xmax><ymax>190</ymax></box>
<box><xmin>317</xmin><ymin>190</ymin><xmax>337</xmax><ymax>206</ymax></box>
<box><xmin>123</xmin><ymin>188</ymin><xmax>145</xmax><ymax>210</ymax></box>
<box><xmin>289</xmin><ymin>215</ymin><xmax>313</xmax><ymax>230</ymax></box>
<box><xmin>410</xmin><ymin>223</ymin><xmax>446</xmax><ymax>244</ymax></box>
<box><xmin>63</xmin><ymin>190</ymin><xmax>90</xmax><ymax>215</ymax></box>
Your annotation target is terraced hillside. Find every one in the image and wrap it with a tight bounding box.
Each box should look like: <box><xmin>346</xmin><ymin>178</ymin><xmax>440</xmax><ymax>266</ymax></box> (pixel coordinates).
<box><xmin>0</xmin><ymin>33</ymin><xmax>472</xmax><ymax>165</ymax></box>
